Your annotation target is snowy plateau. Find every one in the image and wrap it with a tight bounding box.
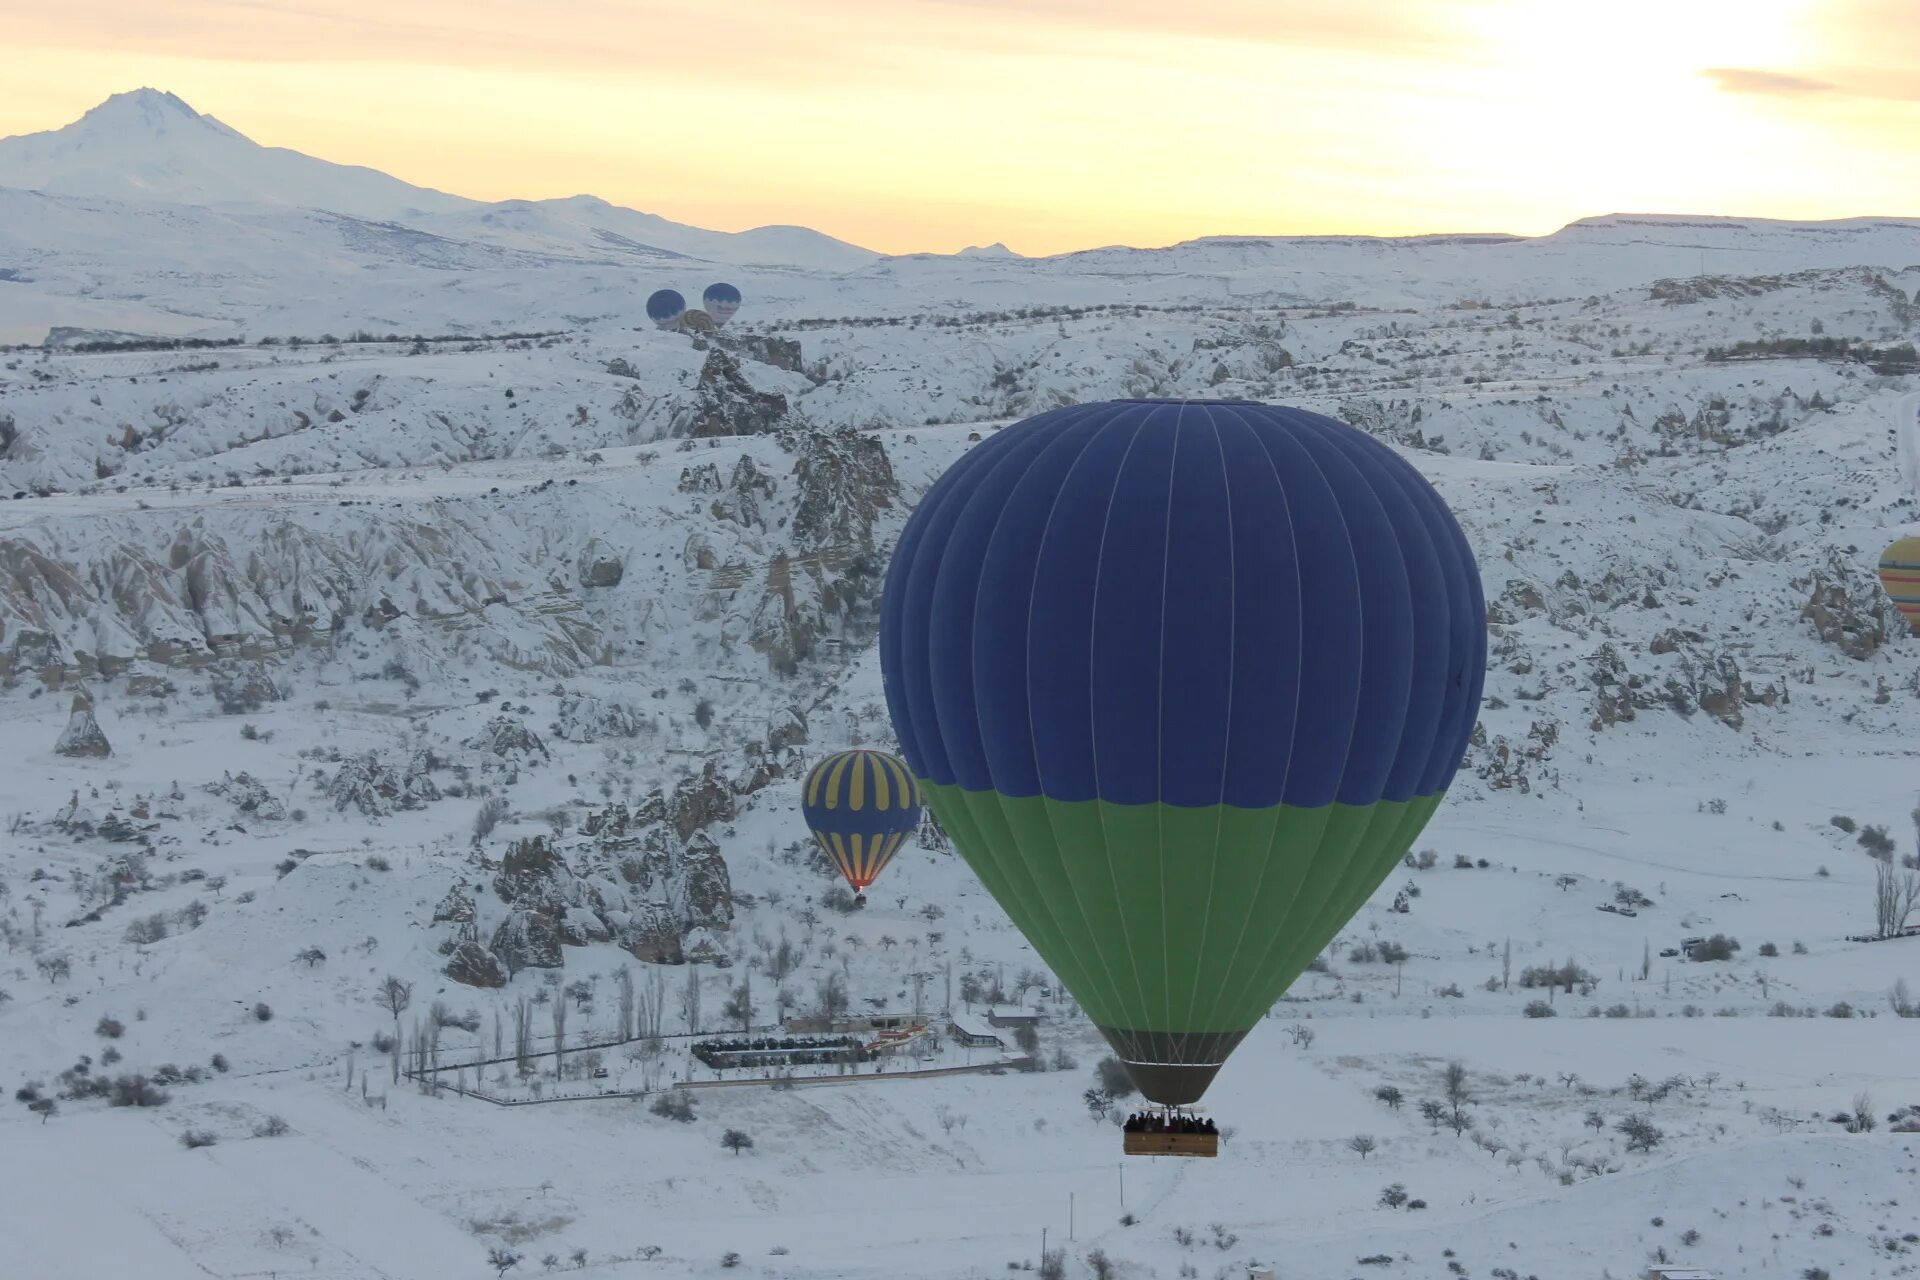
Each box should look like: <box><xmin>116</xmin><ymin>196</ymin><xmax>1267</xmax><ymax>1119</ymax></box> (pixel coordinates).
<box><xmin>2</xmin><ymin>88</ymin><xmax>1920</xmax><ymax>1280</ymax></box>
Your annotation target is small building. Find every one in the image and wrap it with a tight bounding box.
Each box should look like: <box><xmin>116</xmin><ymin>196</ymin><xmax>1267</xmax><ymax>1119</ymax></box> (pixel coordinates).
<box><xmin>1643</xmin><ymin>1267</ymin><xmax>1714</xmax><ymax>1280</ymax></box>
<box><xmin>986</xmin><ymin>1005</ymin><xmax>1042</xmax><ymax>1029</ymax></box>
<box><xmin>949</xmin><ymin>1011</ymin><xmax>1004</xmax><ymax>1049</ymax></box>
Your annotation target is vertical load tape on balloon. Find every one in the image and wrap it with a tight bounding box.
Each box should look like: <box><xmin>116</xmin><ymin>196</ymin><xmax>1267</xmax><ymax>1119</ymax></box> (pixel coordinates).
<box><xmin>879</xmin><ymin>399</ymin><xmax>1487</xmax><ymax>1105</ymax></box>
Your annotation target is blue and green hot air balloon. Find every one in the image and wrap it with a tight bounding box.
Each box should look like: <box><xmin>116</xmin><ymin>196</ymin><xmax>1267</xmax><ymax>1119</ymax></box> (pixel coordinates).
<box><xmin>645</xmin><ymin>288</ymin><xmax>686</xmax><ymax>331</ymax></box>
<box><xmin>880</xmin><ymin>399</ymin><xmax>1486</xmax><ymax>1109</ymax></box>
<box><xmin>801</xmin><ymin>749</ymin><xmax>922</xmax><ymax>904</ymax></box>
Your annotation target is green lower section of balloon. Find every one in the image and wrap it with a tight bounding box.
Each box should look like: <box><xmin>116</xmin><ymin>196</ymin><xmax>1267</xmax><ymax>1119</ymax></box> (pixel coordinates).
<box><xmin>922</xmin><ymin>782</ymin><xmax>1443</xmax><ymax>1037</ymax></box>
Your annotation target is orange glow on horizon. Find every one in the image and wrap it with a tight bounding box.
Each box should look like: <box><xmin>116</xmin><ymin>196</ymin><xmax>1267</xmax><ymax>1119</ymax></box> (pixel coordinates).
<box><xmin>3</xmin><ymin>0</ymin><xmax>1918</xmax><ymax>256</ymax></box>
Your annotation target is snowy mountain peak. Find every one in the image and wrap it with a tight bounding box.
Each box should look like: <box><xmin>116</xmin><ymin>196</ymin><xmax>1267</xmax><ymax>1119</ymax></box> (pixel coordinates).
<box><xmin>78</xmin><ymin>87</ymin><xmax>225</xmax><ymax>133</ymax></box>
<box><xmin>0</xmin><ymin>87</ymin><xmax>473</xmax><ymax>220</ymax></box>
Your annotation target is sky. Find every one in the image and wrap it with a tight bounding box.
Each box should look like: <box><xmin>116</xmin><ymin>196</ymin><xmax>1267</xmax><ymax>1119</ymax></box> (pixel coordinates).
<box><xmin>4</xmin><ymin>0</ymin><xmax>1919</xmax><ymax>256</ymax></box>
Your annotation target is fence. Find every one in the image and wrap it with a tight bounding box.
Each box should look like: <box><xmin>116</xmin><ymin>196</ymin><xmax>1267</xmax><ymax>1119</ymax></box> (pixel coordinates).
<box><xmin>407</xmin><ymin>1056</ymin><xmax>1032</xmax><ymax>1108</ymax></box>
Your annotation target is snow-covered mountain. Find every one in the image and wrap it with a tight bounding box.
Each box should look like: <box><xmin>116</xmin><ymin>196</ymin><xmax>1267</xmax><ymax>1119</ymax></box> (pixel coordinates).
<box><xmin>0</xmin><ymin>89</ymin><xmax>473</xmax><ymax>221</ymax></box>
<box><xmin>0</xmin><ymin>89</ymin><xmax>880</xmax><ymax>282</ymax></box>
<box><xmin>3</xmin><ymin>87</ymin><xmax>1920</xmax><ymax>1280</ymax></box>
<box><xmin>6</xmin><ymin>91</ymin><xmax>1920</xmax><ymax>346</ymax></box>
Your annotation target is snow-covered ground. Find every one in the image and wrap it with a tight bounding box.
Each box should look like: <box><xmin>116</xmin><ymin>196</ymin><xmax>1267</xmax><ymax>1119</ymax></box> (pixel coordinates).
<box><xmin>3</xmin><ymin>92</ymin><xmax>1920</xmax><ymax>1280</ymax></box>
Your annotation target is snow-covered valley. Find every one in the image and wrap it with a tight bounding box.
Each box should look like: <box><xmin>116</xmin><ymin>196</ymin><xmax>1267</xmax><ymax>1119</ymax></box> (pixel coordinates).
<box><xmin>3</xmin><ymin>90</ymin><xmax>1920</xmax><ymax>1280</ymax></box>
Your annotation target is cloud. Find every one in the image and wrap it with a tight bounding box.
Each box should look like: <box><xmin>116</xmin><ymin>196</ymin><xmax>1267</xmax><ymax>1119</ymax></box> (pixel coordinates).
<box><xmin>1704</xmin><ymin>67</ymin><xmax>1838</xmax><ymax>96</ymax></box>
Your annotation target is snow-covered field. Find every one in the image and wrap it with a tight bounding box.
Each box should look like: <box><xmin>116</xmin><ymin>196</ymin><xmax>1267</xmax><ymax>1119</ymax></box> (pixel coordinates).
<box><xmin>4</xmin><ymin>92</ymin><xmax>1920</xmax><ymax>1280</ymax></box>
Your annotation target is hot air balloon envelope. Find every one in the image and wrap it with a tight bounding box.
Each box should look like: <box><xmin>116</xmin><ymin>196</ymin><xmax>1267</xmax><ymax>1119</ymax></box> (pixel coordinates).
<box><xmin>801</xmin><ymin>750</ymin><xmax>922</xmax><ymax>894</ymax></box>
<box><xmin>704</xmin><ymin>283</ymin><xmax>742</xmax><ymax>326</ymax></box>
<box><xmin>1879</xmin><ymin>536</ymin><xmax>1920</xmax><ymax>636</ymax></box>
<box><xmin>645</xmin><ymin>289</ymin><xmax>686</xmax><ymax>330</ymax></box>
<box><xmin>681</xmin><ymin>308</ymin><xmax>715</xmax><ymax>334</ymax></box>
<box><xmin>880</xmin><ymin>399</ymin><xmax>1487</xmax><ymax>1105</ymax></box>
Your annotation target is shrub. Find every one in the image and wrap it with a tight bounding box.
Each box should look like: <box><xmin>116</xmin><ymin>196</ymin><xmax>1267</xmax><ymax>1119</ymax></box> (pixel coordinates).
<box><xmin>253</xmin><ymin>1115</ymin><xmax>291</xmax><ymax>1137</ymax></box>
<box><xmin>1758</xmin><ymin>942</ymin><xmax>1779</xmax><ymax>957</ymax></box>
<box><xmin>179</xmin><ymin>1129</ymin><xmax>218</xmax><ymax>1149</ymax></box>
<box><xmin>1830</xmin><ymin>815</ymin><xmax>1857</xmax><ymax>833</ymax></box>
<box><xmin>649</xmin><ymin>1091</ymin><xmax>696</xmax><ymax>1123</ymax></box>
<box><xmin>1379</xmin><ymin>1183</ymin><xmax>1409</xmax><ymax>1208</ymax></box>
<box><xmin>108</xmin><ymin>1075</ymin><xmax>169</xmax><ymax>1107</ymax></box>
<box><xmin>1691</xmin><ymin>935</ymin><xmax>1739</xmax><ymax>962</ymax></box>
<box><xmin>366</xmin><ymin>855</ymin><xmax>391</xmax><ymax>871</ymax></box>
<box><xmin>1859</xmin><ymin>825</ymin><xmax>1897</xmax><ymax>859</ymax></box>
<box><xmin>1523</xmin><ymin>1000</ymin><xmax>1557</xmax><ymax>1018</ymax></box>
<box><xmin>96</xmin><ymin>1016</ymin><xmax>125</xmax><ymax>1039</ymax></box>
<box><xmin>253</xmin><ymin>1003</ymin><xmax>274</xmax><ymax>1022</ymax></box>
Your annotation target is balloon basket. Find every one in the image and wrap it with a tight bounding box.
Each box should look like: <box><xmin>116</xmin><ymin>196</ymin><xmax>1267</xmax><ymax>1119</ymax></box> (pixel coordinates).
<box><xmin>1122</xmin><ymin>1131</ymin><xmax>1218</xmax><ymax>1158</ymax></box>
<box><xmin>1121</xmin><ymin>1108</ymin><xmax>1218</xmax><ymax>1157</ymax></box>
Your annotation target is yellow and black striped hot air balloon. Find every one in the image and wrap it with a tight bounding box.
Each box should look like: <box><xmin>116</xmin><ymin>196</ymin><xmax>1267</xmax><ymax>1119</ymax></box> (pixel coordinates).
<box><xmin>1879</xmin><ymin>536</ymin><xmax>1920</xmax><ymax>636</ymax></box>
<box><xmin>801</xmin><ymin>749</ymin><xmax>921</xmax><ymax>903</ymax></box>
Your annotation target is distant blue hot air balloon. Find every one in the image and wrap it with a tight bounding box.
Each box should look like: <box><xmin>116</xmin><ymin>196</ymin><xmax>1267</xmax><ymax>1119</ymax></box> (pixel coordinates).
<box><xmin>645</xmin><ymin>289</ymin><xmax>686</xmax><ymax>330</ymax></box>
<box><xmin>703</xmin><ymin>283</ymin><xmax>742</xmax><ymax>327</ymax></box>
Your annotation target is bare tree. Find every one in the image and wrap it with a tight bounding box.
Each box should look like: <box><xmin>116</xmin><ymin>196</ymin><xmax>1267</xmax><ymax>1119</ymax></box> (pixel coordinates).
<box><xmin>472</xmin><ymin>796</ymin><xmax>509</xmax><ymax>845</ymax></box>
<box><xmin>1874</xmin><ymin>861</ymin><xmax>1920</xmax><ymax>938</ymax></box>
<box><xmin>376</xmin><ymin>975</ymin><xmax>412</xmax><ymax>1024</ymax></box>
<box><xmin>644</xmin><ymin>966</ymin><xmax>668</xmax><ymax>1039</ymax></box>
<box><xmin>1349</xmin><ymin>1134</ymin><xmax>1378</xmax><ymax>1159</ymax></box>
<box><xmin>513</xmin><ymin>995</ymin><xmax>534</xmax><ymax>1076</ymax></box>
<box><xmin>680</xmin><ymin>966</ymin><xmax>703</xmax><ymax>1035</ymax></box>
<box><xmin>814</xmin><ymin>971</ymin><xmax>848</xmax><ymax>1018</ymax></box>
<box><xmin>551</xmin><ymin>994</ymin><xmax>568</xmax><ymax>1078</ymax></box>
<box><xmin>1617</xmin><ymin>1113</ymin><xmax>1663</xmax><ymax>1153</ymax></box>
<box><xmin>616</xmin><ymin>966</ymin><xmax>636</xmax><ymax>1040</ymax></box>
<box><xmin>723</xmin><ymin>972</ymin><xmax>755</xmax><ymax>1032</ymax></box>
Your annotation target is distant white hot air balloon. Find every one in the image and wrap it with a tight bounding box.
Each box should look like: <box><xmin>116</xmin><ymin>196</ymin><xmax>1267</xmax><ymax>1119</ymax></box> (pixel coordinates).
<box><xmin>703</xmin><ymin>282</ymin><xmax>742</xmax><ymax>327</ymax></box>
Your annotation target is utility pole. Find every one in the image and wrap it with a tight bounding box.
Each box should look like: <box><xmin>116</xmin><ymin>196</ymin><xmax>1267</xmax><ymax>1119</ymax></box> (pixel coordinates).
<box><xmin>1070</xmin><ymin>1192</ymin><xmax>1075</xmax><ymax>1241</ymax></box>
<box><xmin>1119</xmin><ymin>1161</ymin><xmax>1125</xmax><ymax>1212</ymax></box>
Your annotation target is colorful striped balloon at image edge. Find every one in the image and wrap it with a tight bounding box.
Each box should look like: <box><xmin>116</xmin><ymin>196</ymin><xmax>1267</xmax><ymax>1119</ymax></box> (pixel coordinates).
<box><xmin>800</xmin><ymin>749</ymin><xmax>923</xmax><ymax>893</ymax></box>
<box><xmin>879</xmin><ymin>399</ymin><xmax>1488</xmax><ymax>1106</ymax></box>
<box><xmin>1879</xmin><ymin>535</ymin><xmax>1920</xmax><ymax>635</ymax></box>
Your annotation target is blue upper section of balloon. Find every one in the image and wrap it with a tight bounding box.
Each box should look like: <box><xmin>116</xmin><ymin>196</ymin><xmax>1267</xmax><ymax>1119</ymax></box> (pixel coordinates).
<box><xmin>645</xmin><ymin>289</ymin><xmax>686</xmax><ymax>321</ymax></box>
<box><xmin>704</xmin><ymin>283</ymin><xmax>742</xmax><ymax>306</ymax></box>
<box><xmin>879</xmin><ymin>400</ymin><xmax>1488</xmax><ymax>810</ymax></box>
